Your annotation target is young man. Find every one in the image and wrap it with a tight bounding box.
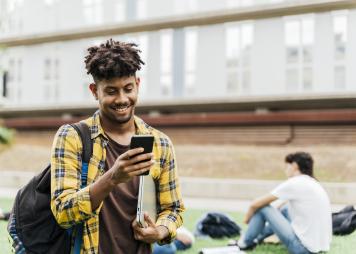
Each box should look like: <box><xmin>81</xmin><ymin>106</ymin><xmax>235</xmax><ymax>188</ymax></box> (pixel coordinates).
<box><xmin>50</xmin><ymin>39</ymin><xmax>185</xmax><ymax>254</ymax></box>
<box><xmin>237</xmin><ymin>152</ymin><xmax>332</xmax><ymax>254</ymax></box>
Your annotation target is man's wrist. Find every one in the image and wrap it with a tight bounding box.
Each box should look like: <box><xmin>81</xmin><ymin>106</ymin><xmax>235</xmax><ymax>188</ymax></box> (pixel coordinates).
<box><xmin>107</xmin><ymin>168</ymin><xmax>122</xmax><ymax>186</ymax></box>
<box><xmin>156</xmin><ymin>225</ymin><xmax>169</xmax><ymax>241</ymax></box>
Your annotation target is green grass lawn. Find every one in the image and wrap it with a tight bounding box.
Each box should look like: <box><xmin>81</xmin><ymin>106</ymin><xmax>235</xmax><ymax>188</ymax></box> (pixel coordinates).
<box><xmin>181</xmin><ymin>209</ymin><xmax>356</xmax><ymax>254</ymax></box>
<box><xmin>1</xmin><ymin>198</ymin><xmax>355</xmax><ymax>254</ymax></box>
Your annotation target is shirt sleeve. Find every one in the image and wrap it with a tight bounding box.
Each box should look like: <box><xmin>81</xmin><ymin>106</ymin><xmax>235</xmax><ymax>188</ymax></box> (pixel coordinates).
<box><xmin>155</xmin><ymin>137</ymin><xmax>185</xmax><ymax>245</ymax></box>
<box><xmin>50</xmin><ymin>124</ymin><xmax>99</xmax><ymax>229</ymax></box>
<box><xmin>271</xmin><ymin>178</ymin><xmax>298</xmax><ymax>201</ymax></box>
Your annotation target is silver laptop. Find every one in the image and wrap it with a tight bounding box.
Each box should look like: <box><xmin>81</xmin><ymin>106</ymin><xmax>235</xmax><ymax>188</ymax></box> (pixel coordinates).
<box><xmin>136</xmin><ymin>175</ymin><xmax>157</xmax><ymax>228</ymax></box>
<box><xmin>199</xmin><ymin>246</ymin><xmax>245</xmax><ymax>254</ymax></box>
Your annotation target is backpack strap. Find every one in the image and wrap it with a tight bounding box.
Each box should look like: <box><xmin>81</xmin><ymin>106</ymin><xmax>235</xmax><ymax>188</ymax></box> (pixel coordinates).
<box><xmin>70</xmin><ymin>122</ymin><xmax>93</xmax><ymax>254</ymax></box>
<box><xmin>71</xmin><ymin>122</ymin><xmax>92</xmax><ymax>188</ymax></box>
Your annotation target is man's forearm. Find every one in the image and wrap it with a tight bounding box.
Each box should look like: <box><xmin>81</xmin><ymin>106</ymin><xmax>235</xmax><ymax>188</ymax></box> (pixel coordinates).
<box><xmin>89</xmin><ymin>171</ymin><xmax>116</xmax><ymax>210</ymax></box>
<box><xmin>157</xmin><ymin>225</ymin><xmax>169</xmax><ymax>241</ymax></box>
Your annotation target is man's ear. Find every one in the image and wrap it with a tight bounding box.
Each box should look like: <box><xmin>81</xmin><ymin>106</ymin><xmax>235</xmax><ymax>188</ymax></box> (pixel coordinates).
<box><xmin>89</xmin><ymin>83</ymin><xmax>98</xmax><ymax>100</ymax></box>
<box><xmin>292</xmin><ymin>162</ymin><xmax>300</xmax><ymax>173</ymax></box>
<box><xmin>135</xmin><ymin>77</ymin><xmax>141</xmax><ymax>90</ymax></box>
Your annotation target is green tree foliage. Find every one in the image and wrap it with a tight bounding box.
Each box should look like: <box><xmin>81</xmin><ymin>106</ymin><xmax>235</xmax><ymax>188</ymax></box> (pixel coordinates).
<box><xmin>0</xmin><ymin>126</ymin><xmax>14</xmax><ymax>144</ymax></box>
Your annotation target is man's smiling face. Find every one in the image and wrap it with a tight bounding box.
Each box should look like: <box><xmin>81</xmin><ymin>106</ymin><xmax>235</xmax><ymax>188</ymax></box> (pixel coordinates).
<box><xmin>91</xmin><ymin>75</ymin><xmax>140</xmax><ymax>125</ymax></box>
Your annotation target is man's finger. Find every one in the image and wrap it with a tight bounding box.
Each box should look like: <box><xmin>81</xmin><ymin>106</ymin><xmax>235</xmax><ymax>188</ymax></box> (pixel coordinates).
<box><xmin>144</xmin><ymin>212</ymin><xmax>156</xmax><ymax>227</ymax></box>
<box><xmin>128</xmin><ymin>153</ymin><xmax>153</xmax><ymax>165</ymax></box>
<box><xmin>120</xmin><ymin>147</ymin><xmax>144</xmax><ymax>159</ymax></box>
<box><xmin>132</xmin><ymin>219</ymin><xmax>144</xmax><ymax>233</ymax></box>
<box><xmin>133</xmin><ymin>231</ymin><xmax>141</xmax><ymax>240</ymax></box>
<box><xmin>126</xmin><ymin>160</ymin><xmax>154</xmax><ymax>173</ymax></box>
<box><xmin>132</xmin><ymin>219</ymin><xmax>138</xmax><ymax>228</ymax></box>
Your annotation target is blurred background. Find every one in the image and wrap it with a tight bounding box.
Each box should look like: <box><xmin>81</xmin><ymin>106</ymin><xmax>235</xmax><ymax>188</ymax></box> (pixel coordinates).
<box><xmin>0</xmin><ymin>0</ymin><xmax>356</xmax><ymax>202</ymax></box>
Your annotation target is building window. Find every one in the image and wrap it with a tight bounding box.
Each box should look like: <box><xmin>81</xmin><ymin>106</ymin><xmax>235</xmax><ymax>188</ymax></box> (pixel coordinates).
<box><xmin>160</xmin><ymin>30</ymin><xmax>173</xmax><ymax>96</ymax></box>
<box><xmin>137</xmin><ymin>0</ymin><xmax>146</xmax><ymax>19</ymax></box>
<box><xmin>115</xmin><ymin>0</ymin><xmax>126</xmax><ymax>22</ymax></box>
<box><xmin>83</xmin><ymin>0</ymin><xmax>102</xmax><ymax>25</ymax></box>
<box><xmin>333</xmin><ymin>11</ymin><xmax>348</xmax><ymax>90</ymax></box>
<box><xmin>225</xmin><ymin>22</ymin><xmax>253</xmax><ymax>94</ymax></box>
<box><xmin>303</xmin><ymin>67</ymin><xmax>312</xmax><ymax>90</ymax></box>
<box><xmin>125</xmin><ymin>33</ymin><xmax>148</xmax><ymax>96</ymax></box>
<box><xmin>285</xmin><ymin>20</ymin><xmax>300</xmax><ymax>64</ymax></box>
<box><xmin>44</xmin><ymin>58</ymin><xmax>51</xmax><ymax>80</ymax></box>
<box><xmin>2</xmin><ymin>71</ymin><xmax>8</xmax><ymax>98</ymax></box>
<box><xmin>8</xmin><ymin>59</ymin><xmax>15</xmax><ymax>83</ymax></box>
<box><xmin>6</xmin><ymin>58</ymin><xmax>23</xmax><ymax>101</ymax></box>
<box><xmin>286</xmin><ymin>69</ymin><xmax>299</xmax><ymax>91</ymax></box>
<box><xmin>333</xmin><ymin>13</ymin><xmax>347</xmax><ymax>61</ymax></box>
<box><xmin>184</xmin><ymin>27</ymin><xmax>197</xmax><ymax>95</ymax></box>
<box><xmin>43</xmin><ymin>57</ymin><xmax>60</xmax><ymax>102</ymax></box>
<box><xmin>17</xmin><ymin>59</ymin><xmax>22</xmax><ymax>82</ymax></box>
<box><xmin>2</xmin><ymin>0</ymin><xmax>24</xmax><ymax>35</ymax></box>
<box><xmin>54</xmin><ymin>59</ymin><xmax>60</xmax><ymax>80</ymax></box>
<box><xmin>334</xmin><ymin>65</ymin><xmax>346</xmax><ymax>89</ymax></box>
<box><xmin>285</xmin><ymin>15</ymin><xmax>314</xmax><ymax>92</ymax></box>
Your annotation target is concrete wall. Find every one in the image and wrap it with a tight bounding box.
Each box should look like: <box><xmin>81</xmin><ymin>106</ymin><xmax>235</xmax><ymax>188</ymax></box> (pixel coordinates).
<box><xmin>1</xmin><ymin>171</ymin><xmax>355</xmax><ymax>204</ymax></box>
<box><xmin>180</xmin><ymin>177</ymin><xmax>356</xmax><ymax>204</ymax></box>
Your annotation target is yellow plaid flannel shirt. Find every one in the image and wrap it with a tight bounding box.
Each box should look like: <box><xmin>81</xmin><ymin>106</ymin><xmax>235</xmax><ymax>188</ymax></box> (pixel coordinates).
<box><xmin>50</xmin><ymin>111</ymin><xmax>185</xmax><ymax>254</ymax></box>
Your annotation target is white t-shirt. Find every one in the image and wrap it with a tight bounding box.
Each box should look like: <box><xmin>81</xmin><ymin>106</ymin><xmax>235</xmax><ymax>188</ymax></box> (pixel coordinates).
<box><xmin>271</xmin><ymin>175</ymin><xmax>332</xmax><ymax>253</ymax></box>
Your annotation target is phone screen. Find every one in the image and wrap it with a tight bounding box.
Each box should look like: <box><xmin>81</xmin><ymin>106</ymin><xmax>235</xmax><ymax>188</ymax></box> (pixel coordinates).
<box><xmin>129</xmin><ymin>135</ymin><xmax>154</xmax><ymax>175</ymax></box>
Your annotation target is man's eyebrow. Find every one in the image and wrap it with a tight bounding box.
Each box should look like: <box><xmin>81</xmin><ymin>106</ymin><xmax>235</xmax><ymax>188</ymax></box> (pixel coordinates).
<box><xmin>103</xmin><ymin>85</ymin><xmax>117</xmax><ymax>89</ymax></box>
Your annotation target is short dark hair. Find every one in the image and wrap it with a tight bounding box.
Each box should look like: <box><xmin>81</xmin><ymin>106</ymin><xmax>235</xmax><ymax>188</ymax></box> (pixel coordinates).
<box><xmin>84</xmin><ymin>39</ymin><xmax>144</xmax><ymax>82</ymax></box>
<box><xmin>285</xmin><ymin>152</ymin><xmax>314</xmax><ymax>177</ymax></box>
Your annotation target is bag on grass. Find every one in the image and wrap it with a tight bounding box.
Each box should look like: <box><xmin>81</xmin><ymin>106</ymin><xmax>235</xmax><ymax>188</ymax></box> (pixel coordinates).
<box><xmin>196</xmin><ymin>212</ymin><xmax>241</xmax><ymax>239</ymax></box>
<box><xmin>7</xmin><ymin>122</ymin><xmax>92</xmax><ymax>254</ymax></box>
<box><xmin>332</xmin><ymin>205</ymin><xmax>356</xmax><ymax>236</ymax></box>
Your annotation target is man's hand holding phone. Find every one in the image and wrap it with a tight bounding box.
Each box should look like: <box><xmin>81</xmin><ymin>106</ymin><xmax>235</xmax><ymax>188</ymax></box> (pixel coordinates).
<box><xmin>89</xmin><ymin>136</ymin><xmax>155</xmax><ymax>211</ymax></box>
<box><xmin>109</xmin><ymin>135</ymin><xmax>155</xmax><ymax>184</ymax></box>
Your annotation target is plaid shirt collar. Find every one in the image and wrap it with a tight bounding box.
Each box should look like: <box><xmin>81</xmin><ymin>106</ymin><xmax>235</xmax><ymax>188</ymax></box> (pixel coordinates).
<box><xmin>90</xmin><ymin>110</ymin><xmax>151</xmax><ymax>140</ymax></box>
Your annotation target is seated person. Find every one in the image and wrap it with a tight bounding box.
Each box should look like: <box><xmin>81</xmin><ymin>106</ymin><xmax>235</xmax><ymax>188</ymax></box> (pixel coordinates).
<box><xmin>236</xmin><ymin>152</ymin><xmax>332</xmax><ymax>254</ymax></box>
<box><xmin>153</xmin><ymin>226</ymin><xmax>194</xmax><ymax>254</ymax></box>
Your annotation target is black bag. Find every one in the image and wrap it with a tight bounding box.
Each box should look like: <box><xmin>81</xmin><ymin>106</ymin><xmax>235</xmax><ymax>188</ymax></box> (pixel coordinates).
<box><xmin>196</xmin><ymin>212</ymin><xmax>241</xmax><ymax>239</ymax></box>
<box><xmin>7</xmin><ymin>122</ymin><xmax>92</xmax><ymax>254</ymax></box>
<box><xmin>332</xmin><ymin>205</ymin><xmax>356</xmax><ymax>236</ymax></box>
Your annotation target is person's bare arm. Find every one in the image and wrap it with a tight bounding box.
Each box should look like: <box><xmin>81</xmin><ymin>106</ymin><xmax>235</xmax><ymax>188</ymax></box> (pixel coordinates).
<box><xmin>90</xmin><ymin>148</ymin><xmax>154</xmax><ymax>210</ymax></box>
<box><xmin>244</xmin><ymin>194</ymin><xmax>278</xmax><ymax>224</ymax></box>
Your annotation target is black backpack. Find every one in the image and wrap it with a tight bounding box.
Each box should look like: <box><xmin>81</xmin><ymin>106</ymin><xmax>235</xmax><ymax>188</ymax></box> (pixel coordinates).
<box><xmin>7</xmin><ymin>122</ymin><xmax>92</xmax><ymax>254</ymax></box>
<box><xmin>196</xmin><ymin>212</ymin><xmax>241</xmax><ymax>239</ymax></box>
<box><xmin>332</xmin><ymin>205</ymin><xmax>356</xmax><ymax>236</ymax></box>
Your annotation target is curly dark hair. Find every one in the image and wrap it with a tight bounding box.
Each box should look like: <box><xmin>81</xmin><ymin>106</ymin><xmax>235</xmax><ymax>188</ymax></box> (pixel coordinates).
<box><xmin>84</xmin><ymin>39</ymin><xmax>144</xmax><ymax>82</ymax></box>
<box><xmin>285</xmin><ymin>152</ymin><xmax>314</xmax><ymax>178</ymax></box>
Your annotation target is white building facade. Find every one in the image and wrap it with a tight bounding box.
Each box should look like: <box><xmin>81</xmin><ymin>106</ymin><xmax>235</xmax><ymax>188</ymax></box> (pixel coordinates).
<box><xmin>0</xmin><ymin>0</ymin><xmax>356</xmax><ymax>107</ymax></box>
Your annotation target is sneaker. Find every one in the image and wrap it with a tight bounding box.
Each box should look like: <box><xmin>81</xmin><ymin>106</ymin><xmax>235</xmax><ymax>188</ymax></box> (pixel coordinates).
<box><xmin>237</xmin><ymin>237</ymin><xmax>257</xmax><ymax>251</ymax></box>
<box><xmin>227</xmin><ymin>236</ymin><xmax>256</xmax><ymax>251</ymax></box>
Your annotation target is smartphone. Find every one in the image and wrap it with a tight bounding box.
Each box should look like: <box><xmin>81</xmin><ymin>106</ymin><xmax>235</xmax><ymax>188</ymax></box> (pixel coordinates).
<box><xmin>129</xmin><ymin>135</ymin><xmax>154</xmax><ymax>175</ymax></box>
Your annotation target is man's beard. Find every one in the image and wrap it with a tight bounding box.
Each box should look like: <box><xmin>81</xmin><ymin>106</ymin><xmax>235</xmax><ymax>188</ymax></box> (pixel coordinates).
<box><xmin>110</xmin><ymin>106</ymin><xmax>134</xmax><ymax>124</ymax></box>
